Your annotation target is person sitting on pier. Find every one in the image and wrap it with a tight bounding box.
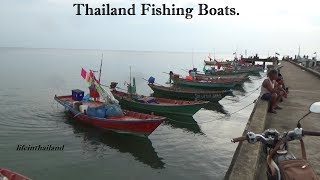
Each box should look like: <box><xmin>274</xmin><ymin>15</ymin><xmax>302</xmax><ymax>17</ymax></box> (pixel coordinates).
<box><xmin>260</xmin><ymin>69</ymin><xmax>286</xmax><ymax>113</ymax></box>
<box><xmin>276</xmin><ymin>73</ymin><xmax>289</xmax><ymax>93</ymax></box>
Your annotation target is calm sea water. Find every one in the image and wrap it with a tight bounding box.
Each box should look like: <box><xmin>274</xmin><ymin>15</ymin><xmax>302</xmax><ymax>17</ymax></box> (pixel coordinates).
<box><xmin>0</xmin><ymin>48</ymin><xmax>265</xmax><ymax>180</ymax></box>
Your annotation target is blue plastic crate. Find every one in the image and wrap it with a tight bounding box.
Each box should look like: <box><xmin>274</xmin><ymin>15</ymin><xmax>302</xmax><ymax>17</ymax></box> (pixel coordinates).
<box><xmin>72</xmin><ymin>89</ymin><xmax>84</xmax><ymax>101</ymax></box>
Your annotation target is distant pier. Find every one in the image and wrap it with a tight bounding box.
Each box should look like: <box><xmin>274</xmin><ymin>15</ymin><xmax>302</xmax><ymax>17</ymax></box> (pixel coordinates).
<box><xmin>241</xmin><ymin>55</ymin><xmax>279</xmax><ymax>69</ymax></box>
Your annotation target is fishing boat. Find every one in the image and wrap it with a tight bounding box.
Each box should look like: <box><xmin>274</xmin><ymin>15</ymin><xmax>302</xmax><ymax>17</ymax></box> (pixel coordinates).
<box><xmin>184</xmin><ymin>67</ymin><xmax>249</xmax><ymax>79</ymax></box>
<box><xmin>54</xmin><ymin>65</ymin><xmax>165</xmax><ymax>136</ymax></box>
<box><xmin>54</xmin><ymin>94</ymin><xmax>164</xmax><ymax>136</ymax></box>
<box><xmin>111</xmin><ymin>88</ymin><xmax>209</xmax><ymax>116</ymax></box>
<box><xmin>148</xmin><ymin>84</ymin><xmax>232</xmax><ymax>102</ymax></box>
<box><xmin>111</xmin><ymin>90</ymin><xmax>209</xmax><ymax>116</ymax></box>
<box><xmin>203</xmin><ymin>60</ymin><xmax>263</xmax><ymax>76</ymax></box>
<box><xmin>237</xmin><ymin>65</ymin><xmax>264</xmax><ymax>72</ymax></box>
<box><xmin>204</xmin><ymin>60</ymin><xmax>233</xmax><ymax>66</ymax></box>
<box><xmin>205</xmin><ymin>68</ymin><xmax>261</xmax><ymax>76</ymax></box>
<box><xmin>171</xmin><ymin>74</ymin><xmax>245</xmax><ymax>89</ymax></box>
<box><xmin>0</xmin><ymin>167</ymin><xmax>30</xmax><ymax>180</ymax></box>
<box><xmin>193</xmin><ymin>72</ymin><xmax>249</xmax><ymax>81</ymax></box>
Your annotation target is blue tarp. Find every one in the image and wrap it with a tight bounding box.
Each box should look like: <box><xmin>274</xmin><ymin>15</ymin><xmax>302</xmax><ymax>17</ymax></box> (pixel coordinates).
<box><xmin>86</xmin><ymin>104</ymin><xmax>123</xmax><ymax>118</ymax></box>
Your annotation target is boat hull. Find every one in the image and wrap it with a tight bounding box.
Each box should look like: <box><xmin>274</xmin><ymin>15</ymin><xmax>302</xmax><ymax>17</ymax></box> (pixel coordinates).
<box><xmin>0</xmin><ymin>167</ymin><xmax>30</xmax><ymax>180</ymax></box>
<box><xmin>172</xmin><ymin>78</ymin><xmax>240</xmax><ymax>89</ymax></box>
<box><xmin>204</xmin><ymin>60</ymin><xmax>232</xmax><ymax>66</ymax></box>
<box><xmin>196</xmin><ymin>73</ymin><xmax>249</xmax><ymax>79</ymax></box>
<box><xmin>54</xmin><ymin>96</ymin><xmax>164</xmax><ymax>136</ymax></box>
<box><xmin>205</xmin><ymin>68</ymin><xmax>261</xmax><ymax>76</ymax></box>
<box><xmin>111</xmin><ymin>91</ymin><xmax>208</xmax><ymax>116</ymax></box>
<box><xmin>148</xmin><ymin>84</ymin><xmax>231</xmax><ymax>102</ymax></box>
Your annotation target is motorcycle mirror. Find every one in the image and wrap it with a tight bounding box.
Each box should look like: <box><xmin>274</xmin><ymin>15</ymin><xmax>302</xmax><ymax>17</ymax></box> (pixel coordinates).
<box><xmin>297</xmin><ymin>102</ymin><xmax>320</xmax><ymax>128</ymax></box>
<box><xmin>309</xmin><ymin>102</ymin><xmax>320</xmax><ymax>113</ymax></box>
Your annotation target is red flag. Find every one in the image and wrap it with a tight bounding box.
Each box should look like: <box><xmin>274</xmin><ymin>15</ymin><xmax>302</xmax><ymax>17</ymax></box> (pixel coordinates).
<box><xmin>81</xmin><ymin>68</ymin><xmax>87</xmax><ymax>79</ymax></box>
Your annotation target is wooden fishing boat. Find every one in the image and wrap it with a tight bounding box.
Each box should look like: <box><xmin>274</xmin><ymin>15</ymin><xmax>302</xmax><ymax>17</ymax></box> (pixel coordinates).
<box><xmin>204</xmin><ymin>60</ymin><xmax>233</xmax><ymax>66</ymax></box>
<box><xmin>111</xmin><ymin>90</ymin><xmax>209</xmax><ymax>116</ymax></box>
<box><xmin>237</xmin><ymin>65</ymin><xmax>264</xmax><ymax>72</ymax></box>
<box><xmin>194</xmin><ymin>72</ymin><xmax>249</xmax><ymax>81</ymax></box>
<box><xmin>54</xmin><ymin>95</ymin><xmax>165</xmax><ymax>136</ymax></box>
<box><xmin>205</xmin><ymin>68</ymin><xmax>261</xmax><ymax>76</ymax></box>
<box><xmin>171</xmin><ymin>74</ymin><xmax>245</xmax><ymax>89</ymax></box>
<box><xmin>0</xmin><ymin>167</ymin><xmax>30</xmax><ymax>180</ymax></box>
<box><xmin>148</xmin><ymin>84</ymin><xmax>232</xmax><ymax>102</ymax></box>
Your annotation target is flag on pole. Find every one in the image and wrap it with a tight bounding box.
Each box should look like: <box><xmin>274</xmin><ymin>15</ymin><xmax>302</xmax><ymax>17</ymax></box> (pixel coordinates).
<box><xmin>81</xmin><ymin>68</ymin><xmax>87</xmax><ymax>79</ymax></box>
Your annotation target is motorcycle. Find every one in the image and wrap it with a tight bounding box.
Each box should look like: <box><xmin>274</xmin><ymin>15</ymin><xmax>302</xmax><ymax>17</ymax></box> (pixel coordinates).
<box><xmin>232</xmin><ymin>102</ymin><xmax>320</xmax><ymax>180</ymax></box>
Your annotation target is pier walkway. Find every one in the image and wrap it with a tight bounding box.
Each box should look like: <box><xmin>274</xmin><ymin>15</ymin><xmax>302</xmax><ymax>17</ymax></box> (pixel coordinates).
<box><xmin>226</xmin><ymin>60</ymin><xmax>320</xmax><ymax>179</ymax></box>
<box><xmin>257</xmin><ymin>60</ymin><xmax>320</xmax><ymax>179</ymax></box>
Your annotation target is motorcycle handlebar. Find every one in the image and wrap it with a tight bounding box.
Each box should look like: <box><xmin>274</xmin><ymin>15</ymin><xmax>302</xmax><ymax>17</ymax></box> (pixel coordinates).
<box><xmin>232</xmin><ymin>129</ymin><xmax>320</xmax><ymax>144</ymax></box>
<box><xmin>303</xmin><ymin>130</ymin><xmax>320</xmax><ymax>136</ymax></box>
<box><xmin>231</xmin><ymin>136</ymin><xmax>247</xmax><ymax>143</ymax></box>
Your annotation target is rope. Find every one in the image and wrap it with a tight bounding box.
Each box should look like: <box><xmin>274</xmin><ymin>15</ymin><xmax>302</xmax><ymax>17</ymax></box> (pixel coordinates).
<box><xmin>166</xmin><ymin>99</ymin><xmax>257</xmax><ymax>125</ymax></box>
<box><xmin>74</xmin><ymin>112</ymin><xmax>82</xmax><ymax>118</ymax></box>
<box><xmin>220</xmin><ymin>85</ymin><xmax>261</xmax><ymax>105</ymax></box>
<box><xmin>141</xmin><ymin>78</ymin><xmax>170</xmax><ymax>87</ymax></box>
<box><xmin>249</xmin><ymin>74</ymin><xmax>267</xmax><ymax>80</ymax></box>
<box><xmin>217</xmin><ymin>73</ymin><xmax>266</xmax><ymax>105</ymax></box>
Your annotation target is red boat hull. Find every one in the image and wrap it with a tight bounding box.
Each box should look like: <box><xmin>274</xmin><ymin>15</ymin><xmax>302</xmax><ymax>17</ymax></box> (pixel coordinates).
<box><xmin>0</xmin><ymin>168</ymin><xmax>30</xmax><ymax>180</ymax></box>
<box><xmin>54</xmin><ymin>95</ymin><xmax>165</xmax><ymax>136</ymax></box>
<box><xmin>68</xmin><ymin>110</ymin><xmax>163</xmax><ymax>136</ymax></box>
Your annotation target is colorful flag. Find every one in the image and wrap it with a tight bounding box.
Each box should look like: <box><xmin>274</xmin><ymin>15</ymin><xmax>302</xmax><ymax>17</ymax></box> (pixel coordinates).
<box><xmin>86</xmin><ymin>71</ymin><xmax>93</xmax><ymax>82</ymax></box>
<box><xmin>81</xmin><ymin>68</ymin><xmax>87</xmax><ymax>79</ymax></box>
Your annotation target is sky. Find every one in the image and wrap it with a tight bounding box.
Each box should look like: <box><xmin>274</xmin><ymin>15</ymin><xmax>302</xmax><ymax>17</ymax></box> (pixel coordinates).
<box><xmin>0</xmin><ymin>0</ymin><xmax>320</xmax><ymax>56</ymax></box>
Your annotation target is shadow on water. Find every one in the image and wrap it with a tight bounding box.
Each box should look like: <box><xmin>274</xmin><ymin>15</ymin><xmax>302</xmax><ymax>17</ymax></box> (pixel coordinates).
<box><xmin>63</xmin><ymin>113</ymin><xmax>165</xmax><ymax>169</ymax></box>
<box><xmin>231</xmin><ymin>85</ymin><xmax>246</xmax><ymax>93</ymax></box>
<box><xmin>164</xmin><ymin>114</ymin><xmax>204</xmax><ymax>135</ymax></box>
<box><xmin>203</xmin><ymin>102</ymin><xmax>228</xmax><ymax>114</ymax></box>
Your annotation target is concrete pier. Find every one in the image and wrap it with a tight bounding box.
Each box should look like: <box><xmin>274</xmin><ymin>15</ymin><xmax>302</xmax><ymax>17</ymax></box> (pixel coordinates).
<box><xmin>225</xmin><ymin>60</ymin><xmax>320</xmax><ymax>179</ymax></box>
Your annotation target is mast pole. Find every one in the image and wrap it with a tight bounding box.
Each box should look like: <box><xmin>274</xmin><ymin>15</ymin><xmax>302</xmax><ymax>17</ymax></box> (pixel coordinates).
<box><xmin>98</xmin><ymin>53</ymin><xmax>103</xmax><ymax>84</ymax></box>
<box><xmin>129</xmin><ymin>66</ymin><xmax>132</xmax><ymax>96</ymax></box>
<box><xmin>130</xmin><ymin>66</ymin><xmax>132</xmax><ymax>86</ymax></box>
<box><xmin>192</xmin><ymin>48</ymin><xmax>194</xmax><ymax>69</ymax></box>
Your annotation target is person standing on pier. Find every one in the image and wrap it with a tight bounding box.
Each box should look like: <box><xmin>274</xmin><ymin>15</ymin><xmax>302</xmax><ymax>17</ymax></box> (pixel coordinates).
<box><xmin>260</xmin><ymin>69</ymin><xmax>287</xmax><ymax>113</ymax></box>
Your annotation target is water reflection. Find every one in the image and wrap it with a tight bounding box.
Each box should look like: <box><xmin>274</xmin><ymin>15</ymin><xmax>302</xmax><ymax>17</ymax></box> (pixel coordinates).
<box><xmin>231</xmin><ymin>86</ymin><xmax>246</xmax><ymax>93</ymax></box>
<box><xmin>63</xmin><ymin>114</ymin><xmax>165</xmax><ymax>169</ymax></box>
<box><xmin>203</xmin><ymin>102</ymin><xmax>227</xmax><ymax>114</ymax></box>
<box><xmin>164</xmin><ymin>115</ymin><xmax>203</xmax><ymax>135</ymax></box>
